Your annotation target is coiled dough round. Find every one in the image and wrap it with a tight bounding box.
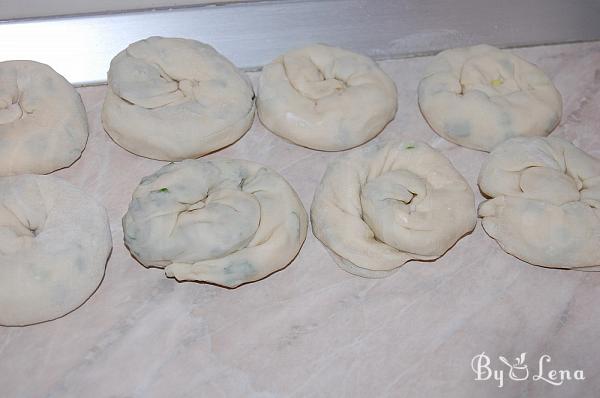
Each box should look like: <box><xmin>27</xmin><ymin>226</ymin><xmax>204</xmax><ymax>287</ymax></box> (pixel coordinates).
<box><xmin>478</xmin><ymin>136</ymin><xmax>600</xmax><ymax>269</ymax></box>
<box><xmin>311</xmin><ymin>140</ymin><xmax>476</xmax><ymax>277</ymax></box>
<box><xmin>418</xmin><ymin>44</ymin><xmax>562</xmax><ymax>152</ymax></box>
<box><xmin>257</xmin><ymin>44</ymin><xmax>398</xmax><ymax>151</ymax></box>
<box><xmin>122</xmin><ymin>158</ymin><xmax>308</xmax><ymax>288</ymax></box>
<box><xmin>102</xmin><ymin>36</ymin><xmax>255</xmax><ymax>161</ymax></box>
<box><xmin>0</xmin><ymin>60</ymin><xmax>88</xmax><ymax>176</ymax></box>
<box><xmin>0</xmin><ymin>175</ymin><xmax>112</xmax><ymax>326</ymax></box>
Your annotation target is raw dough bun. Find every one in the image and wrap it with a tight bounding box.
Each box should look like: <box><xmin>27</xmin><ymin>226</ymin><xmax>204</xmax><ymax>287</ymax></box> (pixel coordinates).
<box><xmin>478</xmin><ymin>136</ymin><xmax>600</xmax><ymax>269</ymax></box>
<box><xmin>123</xmin><ymin>158</ymin><xmax>308</xmax><ymax>287</ymax></box>
<box><xmin>311</xmin><ymin>140</ymin><xmax>476</xmax><ymax>277</ymax></box>
<box><xmin>0</xmin><ymin>175</ymin><xmax>112</xmax><ymax>326</ymax></box>
<box><xmin>0</xmin><ymin>61</ymin><xmax>88</xmax><ymax>176</ymax></box>
<box><xmin>418</xmin><ymin>44</ymin><xmax>562</xmax><ymax>152</ymax></box>
<box><xmin>102</xmin><ymin>36</ymin><xmax>255</xmax><ymax>161</ymax></box>
<box><xmin>257</xmin><ymin>44</ymin><xmax>398</xmax><ymax>151</ymax></box>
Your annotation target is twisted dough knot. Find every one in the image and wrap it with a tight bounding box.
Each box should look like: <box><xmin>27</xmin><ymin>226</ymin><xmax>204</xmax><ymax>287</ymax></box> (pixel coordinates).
<box><xmin>102</xmin><ymin>36</ymin><xmax>255</xmax><ymax>161</ymax></box>
<box><xmin>0</xmin><ymin>61</ymin><xmax>88</xmax><ymax>176</ymax></box>
<box><xmin>0</xmin><ymin>175</ymin><xmax>111</xmax><ymax>326</ymax></box>
<box><xmin>311</xmin><ymin>141</ymin><xmax>476</xmax><ymax>277</ymax></box>
<box><xmin>123</xmin><ymin>159</ymin><xmax>308</xmax><ymax>288</ymax></box>
<box><xmin>478</xmin><ymin>137</ymin><xmax>600</xmax><ymax>269</ymax></box>
<box><xmin>257</xmin><ymin>44</ymin><xmax>397</xmax><ymax>151</ymax></box>
<box><xmin>418</xmin><ymin>44</ymin><xmax>562</xmax><ymax>151</ymax></box>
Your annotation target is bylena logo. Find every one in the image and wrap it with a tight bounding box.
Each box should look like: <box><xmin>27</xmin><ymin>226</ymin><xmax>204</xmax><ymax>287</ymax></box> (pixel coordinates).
<box><xmin>471</xmin><ymin>352</ymin><xmax>585</xmax><ymax>388</ymax></box>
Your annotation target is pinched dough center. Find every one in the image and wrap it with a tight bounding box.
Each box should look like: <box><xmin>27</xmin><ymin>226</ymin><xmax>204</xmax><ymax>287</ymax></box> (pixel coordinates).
<box><xmin>361</xmin><ymin>169</ymin><xmax>433</xmax><ymax>249</ymax></box>
<box><xmin>171</xmin><ymin>186</ymin><xmax>261</xmax><ymax>261</ymax></box>
<box><xmin>283</xmin><ymin>54</ymin><xmax>348</xmax><ymax>101</ymax></box>
<box><xmin>0</xmin><ymin>203</ymin><xmax>43</xmax><ymax>254</ymax></box>
<box><xmin>460</xmin><ymin>54</ymin><xmax>522</xmax><ymax>97</ymax></box>
<box><xmin>0</xmin><ymin>91</ymin><xmax>24</xmax><ymax>124</ymax></box>
<box><xmin>111</xmin><ymin>57</ymin><xmax>185</xmax><ymax>109</ymax></box>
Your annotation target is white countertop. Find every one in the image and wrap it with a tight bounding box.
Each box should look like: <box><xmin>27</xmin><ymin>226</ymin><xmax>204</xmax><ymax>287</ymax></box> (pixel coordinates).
<box><xmin>2</xmin><ymin>41</ymin><xmax>600</xmax><ymax>398</ymax></box>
